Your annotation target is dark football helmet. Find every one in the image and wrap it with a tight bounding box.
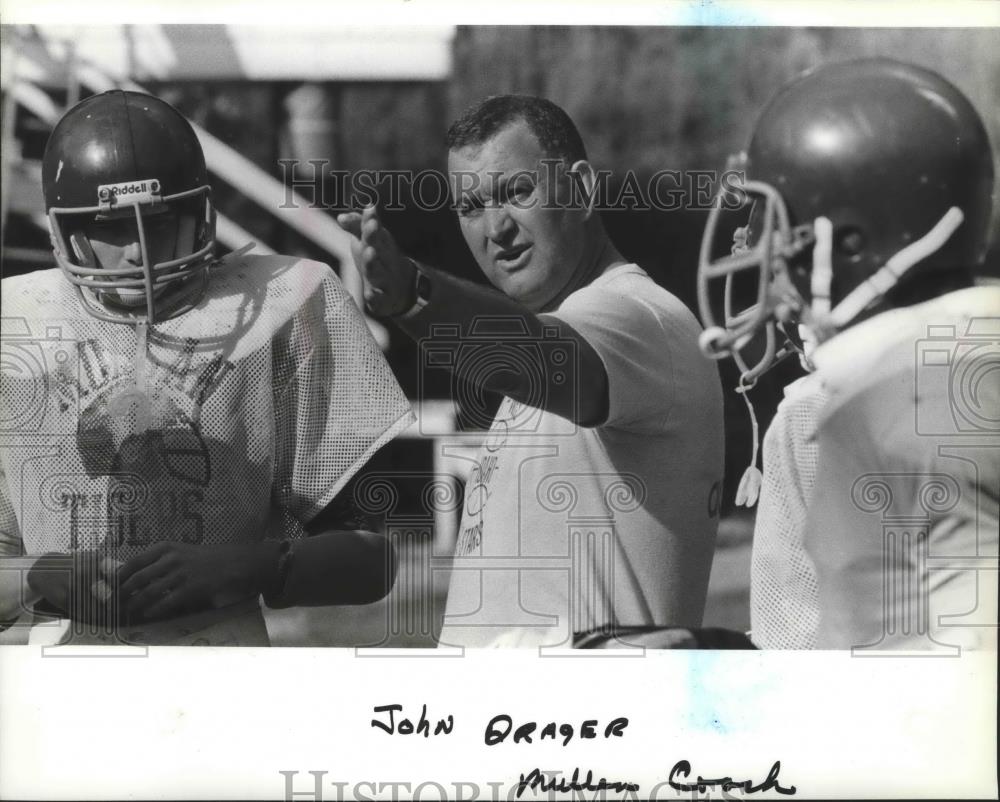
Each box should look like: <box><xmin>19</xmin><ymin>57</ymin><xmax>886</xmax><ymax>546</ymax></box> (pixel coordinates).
<box><xmin>42</xmin><ymin>90</ymin><xmax>216</xmax><ymax>324</ymax></box>
<box><xmin>697</xmin><ymin>58</ymin><xmax>994</xmax><ymax>382</ymax></box>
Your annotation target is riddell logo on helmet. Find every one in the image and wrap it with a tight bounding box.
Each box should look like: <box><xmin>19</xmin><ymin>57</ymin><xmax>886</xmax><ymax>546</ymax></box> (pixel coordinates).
<box><xmin>97</xmin><ymin>179</ymin><xmax>162</xmax><ymax>207</ymax></box>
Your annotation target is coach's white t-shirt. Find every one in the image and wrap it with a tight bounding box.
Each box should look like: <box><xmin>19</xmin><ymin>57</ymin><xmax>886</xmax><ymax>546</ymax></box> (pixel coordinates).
<box><xmin>438</xmin><ymin>264</ymin><xmax>725</xmax><ymax>648</ymax></box>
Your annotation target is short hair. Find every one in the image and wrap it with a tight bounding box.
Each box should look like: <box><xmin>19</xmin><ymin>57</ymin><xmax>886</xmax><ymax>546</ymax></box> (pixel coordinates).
<box><xmin>446</xmin><ymin>95</ymin><xmax>588</xmax><ymax>164</ymax></box>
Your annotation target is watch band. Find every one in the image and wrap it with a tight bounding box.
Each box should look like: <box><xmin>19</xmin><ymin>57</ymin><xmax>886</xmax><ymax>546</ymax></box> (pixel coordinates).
<box><xmin>397</xmin><ymin>259</ymin><xmax>432</xmax><ymax>319</ymax></box>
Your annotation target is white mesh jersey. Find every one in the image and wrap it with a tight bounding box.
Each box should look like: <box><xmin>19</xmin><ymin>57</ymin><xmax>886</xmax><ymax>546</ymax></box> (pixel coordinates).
<box><xmin>0</xmin><ymin>255</ymin><xmax>414</xmax><ymax>564</ymax></box>
<box><xmin>805</xmin><ymin>287</ymin><xmax>999</xmax><ymax>651</ymax></box>
<box><xmin>750</xmin><ymin>373</ymin><xmax>828</xmax><ymax>649</ymax></box>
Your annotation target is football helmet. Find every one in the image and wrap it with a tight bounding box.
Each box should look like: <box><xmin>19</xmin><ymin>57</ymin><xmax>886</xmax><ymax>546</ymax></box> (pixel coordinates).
<box><xmin>42</xmin><ymin>90</ymin><xmax>216</xmax><ymax>324</ymax></box>
<box><xmin>697</xmin><ymin>59</ymin><xmax>994</xmax><ymax>382</ymax></box>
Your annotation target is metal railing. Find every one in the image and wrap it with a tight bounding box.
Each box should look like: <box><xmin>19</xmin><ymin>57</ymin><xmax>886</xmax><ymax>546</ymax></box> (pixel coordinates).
<box><xmin>1</xmin><ymin>26</ymin><xmax>376</xmax><ymax>338</ymax></box>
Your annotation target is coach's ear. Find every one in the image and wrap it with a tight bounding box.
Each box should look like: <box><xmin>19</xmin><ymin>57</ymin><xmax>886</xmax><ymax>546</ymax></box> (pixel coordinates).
<box><xmin>568</xmin><ymin>159</ymin><xmax>598</xmax><ymax>219</ymax></box>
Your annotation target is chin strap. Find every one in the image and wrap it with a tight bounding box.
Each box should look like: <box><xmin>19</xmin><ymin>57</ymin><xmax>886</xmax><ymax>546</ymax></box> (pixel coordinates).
<box><xmin>808</xmin><ymin>207</ymin><xmax>965</xmax><ymax>334</ymax></box>
<box><xmin>734</xmin><ymin>373</ymin><xmax>763</xmax><ymax>507</ymax></box>
<box><xmin>212</xmin><ymin>241</ymin><xmax>256</xmax><ymax>267</ymax></box>
<box><xmin>732</xmin><ymin>207</ymin><xmax>965</xmax><ymax>506</ymax></box>
<box><xmin>810</xmin><ymin>216</ymin><xmax>834</xmax><ymax>318</ymax></box>
<box><xmin>107</xmin><ymin>318</ymin><xmax>151</xmax><ymax>433</ymax></box>
<box><xmin>132</xmin><ymin>319</ymin><xmax>150</xmax><ymax>433</ymax></box>
<box><xmin>796</xmin><ymin>324</ymin><xmax>818</xmax><ymax>373</ymax></box>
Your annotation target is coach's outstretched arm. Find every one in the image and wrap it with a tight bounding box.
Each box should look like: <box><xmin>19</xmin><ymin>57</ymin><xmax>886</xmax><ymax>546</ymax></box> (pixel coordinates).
<box><xmin>338</xmin><ymin>205</ymin><xmax>611</xmax><ymax>428</ymax></box>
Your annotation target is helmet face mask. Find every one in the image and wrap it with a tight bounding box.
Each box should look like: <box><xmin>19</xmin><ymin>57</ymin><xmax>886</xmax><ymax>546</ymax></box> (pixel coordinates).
<box><xmin>697</xmin><ymin>59</ymin><xmax>994</xmax><ymax>383</ymax></box>
<box><xmin>42</xmin><ymin>90</ymin><xmax>217</xmax><ymax>325</ymax></box>
<box><xmin>698</xmin><ymin>177</ymin><xmax>814</xmax><ymax>384</ymax></box>
<box><xmin>51</xmin><ymin>189</ymin><xmax>213</xmax><ymax>319</ymax></box>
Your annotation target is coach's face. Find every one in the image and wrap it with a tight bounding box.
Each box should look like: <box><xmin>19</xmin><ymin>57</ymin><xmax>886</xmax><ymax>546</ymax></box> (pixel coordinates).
<box><xmin>448</xmin><ymin>120</ymin><xmax>592</xmax><ymax>312</ymax></box>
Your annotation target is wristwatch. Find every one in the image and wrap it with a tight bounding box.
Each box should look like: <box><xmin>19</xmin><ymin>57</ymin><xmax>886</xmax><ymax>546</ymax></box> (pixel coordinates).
<box><xmin>396</xmin><ymin>259</ymin><xmax>432</xmax><ymax>319</ymax></box>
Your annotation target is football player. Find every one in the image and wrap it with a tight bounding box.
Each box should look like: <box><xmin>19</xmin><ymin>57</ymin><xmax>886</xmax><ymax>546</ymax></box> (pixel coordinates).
<box><xmin>698</xmin><ymin>59</ymin><xmax>998</xmax><ymax>651</ymax></box>
<box><xmin>0</xmin><ymin>90</ymin><xmax>414</xmax><ymax>646</ymax></box>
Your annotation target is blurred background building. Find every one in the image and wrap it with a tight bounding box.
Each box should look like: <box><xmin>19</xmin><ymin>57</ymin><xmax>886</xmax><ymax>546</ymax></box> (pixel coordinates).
<box><xmin>2</xmin><ymin>24</ymin><xmax>998</xmax><ymax>645</ymax></box>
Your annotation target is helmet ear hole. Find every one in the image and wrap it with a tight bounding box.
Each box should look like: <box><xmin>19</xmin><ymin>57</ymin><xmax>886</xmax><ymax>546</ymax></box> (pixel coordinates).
<box><xmin>836</xmin><ymin>226</ymin><xmax>866</xmax><ymax>262</ymax></box>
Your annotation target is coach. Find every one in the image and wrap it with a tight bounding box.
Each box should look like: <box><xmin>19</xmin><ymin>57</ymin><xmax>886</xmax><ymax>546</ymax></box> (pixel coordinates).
<box><xmin>339</xmin><ymin>95</ymin><xmax>724</xmax><ymax>648</ymax></box>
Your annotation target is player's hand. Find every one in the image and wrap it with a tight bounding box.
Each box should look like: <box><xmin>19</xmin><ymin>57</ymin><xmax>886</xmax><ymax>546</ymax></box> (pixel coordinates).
<box><xmin>118</xmin><ymin>541</ymin><xmax>278</xmax><ymax>624</ymax></box>
<box><xmin>336</xmin><ymin>204</ymin><xmax>416</xmax><ymax>317</ymax></box>
<box><xmin>26</xmin><ymin>551</ymin><xmax>122</xmax><ymax>623</ymax></box>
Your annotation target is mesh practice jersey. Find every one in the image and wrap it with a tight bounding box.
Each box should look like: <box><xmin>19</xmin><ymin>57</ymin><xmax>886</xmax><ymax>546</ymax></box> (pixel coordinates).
<box><xmin>0</xmin><ymin>255</ymin><xmax>414</xmax><ymax>563</ymax></box>
<box><xmin>751</xmin><ymin>373</ymin><xmax>828</xmax><ymax>649</ymax></box>
<box><xmin>806</xmin><ymin>286</ymin><xmax>999</xmax><ymax>651</ymax></box>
